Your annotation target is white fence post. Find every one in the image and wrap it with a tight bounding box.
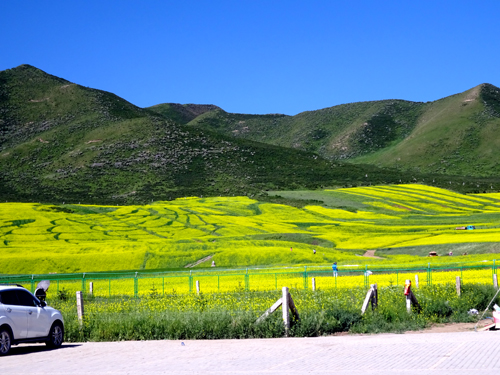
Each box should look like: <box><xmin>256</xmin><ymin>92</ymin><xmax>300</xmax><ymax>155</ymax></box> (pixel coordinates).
<box><xmin>196</xmin><ymin>280</ymin><xmax>200</xmax><ymax>295</ymax></box>
<box><xmin>494</xmin><ymin>274</ymin><xmax>498</xmax><ymax>289</ymax></box>
<box><xmin>76</xmin><ymin>291</ymin><xmax>84</xmax><ymax>325</ymax></box>
<box><xmin>456</xmin><ymin>276</ymin><xmax>461</xmax><ymax>296</ymax></box>
<box><xmin>282</xmin><ymin>287</ymin><xmax>290</xmax><ymax>337</ymax></box>
<box><xmin>312</xmin><ymin>277</ymin><xmax>316</xmax><ymax>291</ymax></box>
<box><xmin>415</xmin><ymin>275</ymin><xmax>419</xmax><ymax>288</ymax></box>
<box><xmin>89</xmin><ymin>282</ymin><xmax>93</xmax><ymax>296</ymax></box>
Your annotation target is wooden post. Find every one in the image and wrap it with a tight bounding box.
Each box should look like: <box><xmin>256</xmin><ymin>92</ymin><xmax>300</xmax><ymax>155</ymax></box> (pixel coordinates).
<box><xmin>312</xmin><ymin>277</ymin><xmax>316</xmax><ymax>291</ymax></box>
<box><xmin>415</xmin><ymin>275</ymin><xmax>419</xmax><ymax>288</ymax></box>
<box><xmin>288</xmin><ymin>292</ymin><xmax>300</xmax><ymax>322</ymax></box>
<box><xmin>282</xmin><ymin>287</ymin><xmax>290</xmax><ymax>337</ymax></box>
<box><xmin>361</xmin><ymin>284</ymin><xmax>378</xmax><ymax>314</ymax></box>
<box><xmin>371</xmin><ymin>283</ymin><xmax>378</xmax><ymax>310</ymax></box>
<box><xmin>409</xmin><ymin>290</ymin><xmax>421</xmax><ymax>312</ymax></box>
<box><xmin>89</xmin><ymin>282</ymin><xmax>93</xmax><ymax>295</ymax></box>
<box><xmin>456</xmin><ymin>276</ymin><xmax>461</xmax><ymax>296</ymax></box>
<box><xmin>76</xmin><ymin>291</ymin><xmax>84</xmax><ymax>325</ymax></box>
<box><xmin>255</xmin><ymin>298</ymin><xmax>282</xmax><ymax>324</ymax></box>
<box><xmin>494</xmin><ymin>274</ymin><xmax>498</xmax><ymax>289</ymax></box>
<box><xmin>405</xmin><ymin>280</ymin><xmax>411</xmax><ymax>313</ymax></box>
<box><xmin>196</xmin><ymin>280</ymin><xmax>200</xmax><ymax>295</ymax></box>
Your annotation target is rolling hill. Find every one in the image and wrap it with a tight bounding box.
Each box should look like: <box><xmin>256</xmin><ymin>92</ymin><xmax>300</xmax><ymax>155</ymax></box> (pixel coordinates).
<box><xmin>182</xmin><ymin>84</ymin><xmax>500</xmax><ymax>177</ymax></box>
<box><xmin>1</xmin><ymin>65</ymin><xmax>499</xmax><ymax>205</ymax></box>
<box><xmin>0</xmin><ymin>64</ymin><xmax>429</xmax><ymax>204</ymax></box>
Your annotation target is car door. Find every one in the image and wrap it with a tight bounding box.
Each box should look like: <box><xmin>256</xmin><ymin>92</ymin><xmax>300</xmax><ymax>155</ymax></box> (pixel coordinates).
<box><xmin>15</xmin><ymin>289</ymin><xmax>51</xmax><ymax>338</ymax></box>
<box><xmin>0</xmin><ymin>290</ymin><xmax>28</xmax><ymax>339</ymax></box>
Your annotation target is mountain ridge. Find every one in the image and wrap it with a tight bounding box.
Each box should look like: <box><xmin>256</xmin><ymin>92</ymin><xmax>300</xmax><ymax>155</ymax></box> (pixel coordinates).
<box><xmin>1</xmin><ymin>64</ymin><xmax>499</xmax><ymax>205</ymax></box>
<box><xmin>2</xmin><ymin>64</ymin><xmax>446</xmax><ymax>204</ymax></box>
<box><xmin>182</xmin><ymin>83</ymin><xmax>500</xmax><ymax>177</ymax></box>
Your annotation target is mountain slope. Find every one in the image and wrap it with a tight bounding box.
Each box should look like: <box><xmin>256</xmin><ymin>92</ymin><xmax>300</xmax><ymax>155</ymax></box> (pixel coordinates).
<box><xmin>186</xmin><ymin>84</ymin><xmax>500</xmax><ymax>177</ymax></box>
<box><xmin>0</xmin><ymin>65</ymin><xmax>418</xmax><ymax>204</ymax></box>
<box><xmin>147</xmin><ymin>103</ymin><xmax>221</xmax><ymax>125</ymax></box>
<box><xmin>352</xmin><ymin>84</ymin><xmax>500</xmax><ymax>176</ymax></box>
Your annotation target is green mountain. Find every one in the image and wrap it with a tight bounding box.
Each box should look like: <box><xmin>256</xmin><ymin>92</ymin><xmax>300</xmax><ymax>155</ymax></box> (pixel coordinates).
<box><xmin>0</xmin><ymin>64</ymin><xmax>424</xmax><ymax>204</ymax></box>
<box><xmin>147</xmin><ymin>103</ymin><xmax>221</xmax><ymax>125</ymax></box>
<box><xmin>186</xmin><ymin>84</ymin><xmax>500</xmax><ymax>177</ymax></box>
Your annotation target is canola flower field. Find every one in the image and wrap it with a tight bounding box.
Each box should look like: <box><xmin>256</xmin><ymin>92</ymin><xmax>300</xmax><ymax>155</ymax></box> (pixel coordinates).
<box><xmin>3</xmin><ymin>184</ymin><xmax>500</xmax><ymax>340</ymax></box>
<box><xmin>1</xmin><ymin>184</ymin><xmax>500</xmax><ymax>278</ymax></box>
<box><xmin>4</xmin><ymin>260</ymin><xmax>498</xmax><ymax>298</ymax></box>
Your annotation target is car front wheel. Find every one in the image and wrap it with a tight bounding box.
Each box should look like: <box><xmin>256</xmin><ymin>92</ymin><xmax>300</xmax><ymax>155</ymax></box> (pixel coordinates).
<box><xmin>0</xmin><ymin>328</ymin><xmax>12</xmax><ymax>356</ymax></box>
<box><xmin>46</xmin><ymin>322</ymin><xmax>64</xmax><ymax>348</ymax></box>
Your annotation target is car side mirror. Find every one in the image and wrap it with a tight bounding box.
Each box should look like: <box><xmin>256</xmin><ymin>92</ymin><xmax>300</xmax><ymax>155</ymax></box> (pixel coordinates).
<box><xmin>39</xmin><ymin>300</ymin><xmax>46</xmax><ymax>307</ymax></box>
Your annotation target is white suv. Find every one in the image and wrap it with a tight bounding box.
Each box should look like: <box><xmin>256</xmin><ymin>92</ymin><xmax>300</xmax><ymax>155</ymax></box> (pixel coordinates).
<box><xmin>0</xmin><ymin>284</ymin><xmax>64</xmax><ymax>355</ymax></box>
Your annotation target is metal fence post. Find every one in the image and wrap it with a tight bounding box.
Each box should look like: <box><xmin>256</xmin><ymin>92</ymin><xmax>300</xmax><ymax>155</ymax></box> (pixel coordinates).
<box><xmin>427</xmin><ymin>263</ymin><xmax>430</xmax><ymax>285</ymax></box>
<box><xmin>304</xmin><ymin>266</ymin><xmax>307</xmax><ymax>290</ymax></box>
<box><xmin>82</xmin><ymin>273</ymin><xmax>85</xmax><ymax>293</ymax></box>
<box><xmin>134</xmin><ymin>272</ymin><xmax>138</xmax><ymax>298</ymax></box>
<box><xmin>31</xmin><ymin>275</ymin><xmax>34</xmax><ymax>293</ymax></box>
<box><xmin>189</xmin><ymin>271</ymin><xmax>193</xmax><ymax>293</ymax></box>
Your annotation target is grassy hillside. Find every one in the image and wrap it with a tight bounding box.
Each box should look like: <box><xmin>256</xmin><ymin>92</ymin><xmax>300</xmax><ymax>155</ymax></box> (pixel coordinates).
<box><xmin>1</xmin><ymin>184</ymin><xmax>499</xmax><ymax>274</ymax></box>
<box><xmin>352</xmin><ymin>84</ymin><xmax>500</xmax><ymax>176</ymax></box>
<box><xmin>186</xmin><ymin>84</ymin><xmax>500</xmax><ymax>177</ymax></box>
<box><xmin>1</xmin><ymin>65</ymin><xmax>499</xmax><ymax>205</ymax></box>
<box><xmin>188</xmin><ymin>100</ymin><xmax>424</xmax><ymax>157</ymax></box>
<box><xmin>147</xmin><ymin>103</ymin><xmax>220</xmax><ymax>125</ymax></box>
<box><xmin>0</xmin><ymin>64</ymin><xmax>419</xmax><ymax>204</ymax></box>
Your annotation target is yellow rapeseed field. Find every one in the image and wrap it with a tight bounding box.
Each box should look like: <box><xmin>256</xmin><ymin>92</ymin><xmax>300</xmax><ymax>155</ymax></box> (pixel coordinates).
<box><xmin>1</xmin><ymin>185</ymin><xmax>500</xmax><ymax>276</ymax></box>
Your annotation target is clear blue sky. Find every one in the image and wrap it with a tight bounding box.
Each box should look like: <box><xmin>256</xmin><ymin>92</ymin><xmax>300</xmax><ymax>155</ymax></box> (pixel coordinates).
<box><xmin>1</xmin><ymin>1</ymin><xmax>499</xmax><ymax>115</ymax></box>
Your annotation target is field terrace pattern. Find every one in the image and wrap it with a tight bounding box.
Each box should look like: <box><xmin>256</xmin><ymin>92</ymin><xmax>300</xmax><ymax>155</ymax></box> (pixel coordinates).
<box><xmin>1</xmin><ymin>184</ymin><xmax>500</xmax><ymax>278</ymax></box>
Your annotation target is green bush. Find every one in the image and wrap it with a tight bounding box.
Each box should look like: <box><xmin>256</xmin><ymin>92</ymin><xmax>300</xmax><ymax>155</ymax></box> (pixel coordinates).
<box><xmin>51</xmin><ymin>284</ymin><xmax>500</xmax><ymax>342</ymax></box>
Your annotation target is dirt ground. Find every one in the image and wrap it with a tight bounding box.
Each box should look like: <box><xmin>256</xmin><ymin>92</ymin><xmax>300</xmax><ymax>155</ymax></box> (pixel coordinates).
<box><xmin>362</xmin><ymin>250</ymin><xmax>382</xmax><ymax>258</ymax></box>
<box><xmin>405</xmin><ymin>319</ymin><xmax>493</xmax><ymax>334</ymax></box>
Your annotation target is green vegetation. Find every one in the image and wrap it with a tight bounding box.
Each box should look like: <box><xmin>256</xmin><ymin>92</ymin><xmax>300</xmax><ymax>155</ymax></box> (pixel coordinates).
<box><xmin>0</xmin><ymin>65</ymin><xmax>443</xmax><ymax>204</ymax></box>
<box><xmin>1</xmin><ymin>65</ymin><xmax>500</xmax><ymax>205</ymax></box>
<box><xmin>147</xmin><ymin>103</ymin><xmax>221</xmax><ymax>125</ymax></box>
<box><xmin>49</xmin><ymin>284</ymin><xmax>499</xmax><ymax>341</ymax></box>
<box><xmin>187</xmin><ymin>84</ymin><xmax>500</xmax><ymax>178</ymax></box>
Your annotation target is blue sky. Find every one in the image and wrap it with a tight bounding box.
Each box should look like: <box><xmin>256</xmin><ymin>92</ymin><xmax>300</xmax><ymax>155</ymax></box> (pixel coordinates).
<box><xmin>1</xmin><ymin>1</ymin><xmax>499</xmax><ymax>115</ymax></box>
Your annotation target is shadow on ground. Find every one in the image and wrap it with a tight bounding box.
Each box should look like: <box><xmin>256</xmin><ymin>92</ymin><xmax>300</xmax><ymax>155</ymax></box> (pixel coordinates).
<box><xmin>9</xmin><ymin>344</ymin><xmax>81</xmax><ymax>356</ymax></box>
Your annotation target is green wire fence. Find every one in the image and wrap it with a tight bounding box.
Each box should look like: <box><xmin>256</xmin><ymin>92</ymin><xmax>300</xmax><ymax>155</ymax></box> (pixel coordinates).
<box><xmin>1</xmin><ymin>260</ymin><xmax>498</xmax><ymax>298</ymax></box>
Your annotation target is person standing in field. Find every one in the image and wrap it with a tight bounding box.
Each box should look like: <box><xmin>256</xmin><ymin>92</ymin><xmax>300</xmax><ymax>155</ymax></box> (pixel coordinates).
<box><xmin>332</xmin><ymin>262</ymin><xmax>338</xmax><ymax>277</ymax></box>
<box><xmin>313</xmin><ymin>249</ymin><xmax>316</xmax><ymax>254</ymax></box>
